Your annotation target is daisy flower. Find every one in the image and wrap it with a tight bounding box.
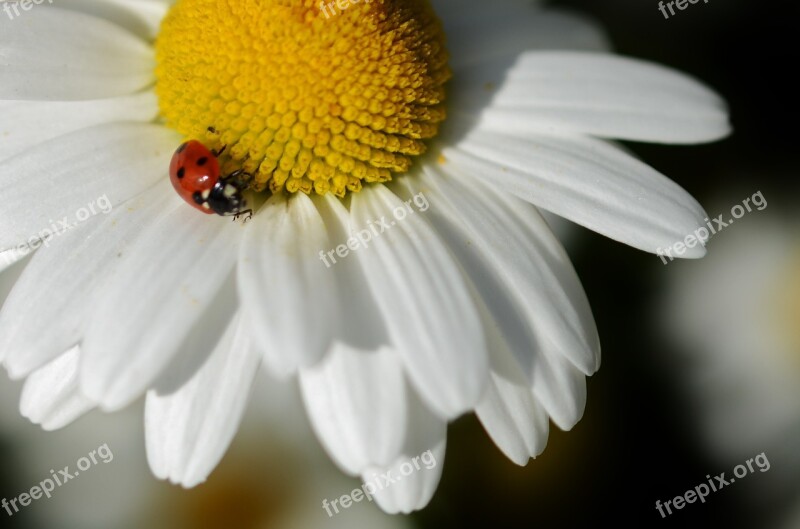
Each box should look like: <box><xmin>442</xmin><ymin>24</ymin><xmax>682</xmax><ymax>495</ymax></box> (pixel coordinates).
<box><xmin>0</xmin><ymin>0</ymin><xmax>729</xmax><ymax>513</ymax></box>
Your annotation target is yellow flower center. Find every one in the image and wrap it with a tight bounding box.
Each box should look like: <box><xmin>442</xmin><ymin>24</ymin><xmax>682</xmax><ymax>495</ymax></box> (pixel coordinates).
<box><xmin>155</xmin><ymin>0</ymin><xmax>450</xmax><ymax>196</ymax></box>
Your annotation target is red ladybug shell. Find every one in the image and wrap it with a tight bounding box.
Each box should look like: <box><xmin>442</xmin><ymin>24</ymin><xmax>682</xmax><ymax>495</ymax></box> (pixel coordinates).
<box><xmin>169</xmin><ymin>140</ymin><xmax>221</xmax><ymax>214</ymax></box>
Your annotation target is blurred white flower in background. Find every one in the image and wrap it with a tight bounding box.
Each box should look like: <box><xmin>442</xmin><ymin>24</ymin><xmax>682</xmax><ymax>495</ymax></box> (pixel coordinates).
<box><xmin>661</xmin><ymin>198</ymin><xmax>800</xmax><ymax>525</ymax></box>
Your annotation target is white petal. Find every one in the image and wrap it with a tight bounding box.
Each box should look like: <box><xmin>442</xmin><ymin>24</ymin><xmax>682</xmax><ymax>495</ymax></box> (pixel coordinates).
<box><xmin>394</xmin><ymin>173</ymin><xmax>590</xmax><ymax>430</ymax></box>
<box><xmin>51</xmin><ymin>0</ymin><xmax>169</xmax><ymax>41</ymax></box>
<box><xmin>81</xmin><ymin>202</ymin><xmax>241</xmax><ymax>410</ymax></box>
<box><xmin>361</xmin><ymin>390</ymin><xmax>446</xmax><ymax>514</ymax></box>
<box><xmin>151</xmin><ymin>272</ymin><xmax>239</xmax><ymax>395</ymax></box>
<box><xmin>311</xmin><ymin>194</ymin><xmax>389</xmax><ymax>350</ymax></box>
<box><xmin>0</xmin><ymin>122</ymin><xmax>180</xmax><ymax>250</ymax></box>
<box><xmin>469</xmin><ymin>51</ymin><xmax>730</xmax><ymax>144</ymax></box>
<box><xmin>474</xmin><ymin>308</ymin><xmax>549</xmax><ymax>465</ymax></box>
<box><xmin>476</xmin><ymin>374</ymin><xmax>550</xmax><ymax>465</ymax></box>
<box><xmin>480</xmin><ymin>287</ymin><xmax>587</xmax><ymax>432</ymax></box>
<box><xmin>145</xmin><ymin>313</ymin><xmax>260</xmax><ymax>488</ymax></box>
<box><xmin>20</xmin><ymin>347</ymin><xmax>95</xmax><ymax>431</ymax></box>
<box><xmin>238</xmin><ymin>193</ymin><xmax>338</xmax><ymax>376</ymax></box>
<box><xmin>446</xmin><ymin>130</ymin><xmax>710</xmax><ymax>256</ymax></box>
<box><xmin>395</xmin><ymin>174</ymin><xmax>591</xmax><ymax>430</ymax></box>
<box><xmin>350</xmin><ymin>184</ymin><xmax>488</xmax><ymax>419</ymax></box>
<box><xmin>0</xmin><ymin>182</ymin><xmax>172</xmax><ymax>378</ymax></box>
<box><xmin>299</xmin><ymin>345</ymin><xmax>407</xmax><ymax>475</ymax></box>
<box><xmin>0</xmin><ymin>91</ymin><xmax>158</xmax><ymax>163</ymax></box>
<box><xmin>0</xmin><ymin>7</ymin><xmax>154</xmax><ymax>100</ymax></box>
<box><xmin>396</xmin><ymin>167</ymin><xmax>600</xmax><ymax>376</ymax></box>
<box><xmin>531</xmin><ymin>351</ymin><xmax>587</xmax><ymax>431</ymax></box>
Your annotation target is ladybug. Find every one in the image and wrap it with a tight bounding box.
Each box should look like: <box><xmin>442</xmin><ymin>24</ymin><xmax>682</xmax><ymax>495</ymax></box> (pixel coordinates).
<box><xmin>169</xmin><ymin>140</ymin><xmax>252</xmax><ymax>220</ymax></box>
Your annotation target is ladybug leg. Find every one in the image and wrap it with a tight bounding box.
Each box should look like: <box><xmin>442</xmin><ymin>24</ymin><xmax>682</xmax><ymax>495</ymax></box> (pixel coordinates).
<box><xmin>233</xmin><ymin>209</ymin><xmax>253</xmax><ymax>223</ymax></box>
<box><xmin>221</xmin><ymin>168</ymin><xmax>245</xmax><ymax>181</ymax></box>
<box><xmin>221</xmin><ymin>169</ymin><xmax>253</xmax><ymax>189</ymax></box>
<box><xmin>221</xmin><ymin>169</ymin><xmax>249</xmax><ymax>180</ymax></box>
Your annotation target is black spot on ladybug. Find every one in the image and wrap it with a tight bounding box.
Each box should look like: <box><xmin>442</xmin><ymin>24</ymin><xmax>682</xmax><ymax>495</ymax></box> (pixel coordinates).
<box><xmin>196</xmin><ymin>157</ymin><xmax>209</xmax><ymax>166</ymax></box>
<box><xmin>177</xmin><ymin>167</ymin><xmax>186</xmax><ymax>179</ymax></box>
<box><xmin>176</xmin><ymin>142</ymin><xmax>189</xmax><ymax>154</ymax></box>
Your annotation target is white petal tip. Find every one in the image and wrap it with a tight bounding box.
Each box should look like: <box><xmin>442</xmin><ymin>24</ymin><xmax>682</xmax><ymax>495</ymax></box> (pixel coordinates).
<box><xmin>4</xmin><ymin>364</ymin><xmax>27</xmax><ymax>381</ymax></box>
<box><xmin>178</xmin><ymin>477</ymin><xmax>206</xmax><ymax>489</ymax></box>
